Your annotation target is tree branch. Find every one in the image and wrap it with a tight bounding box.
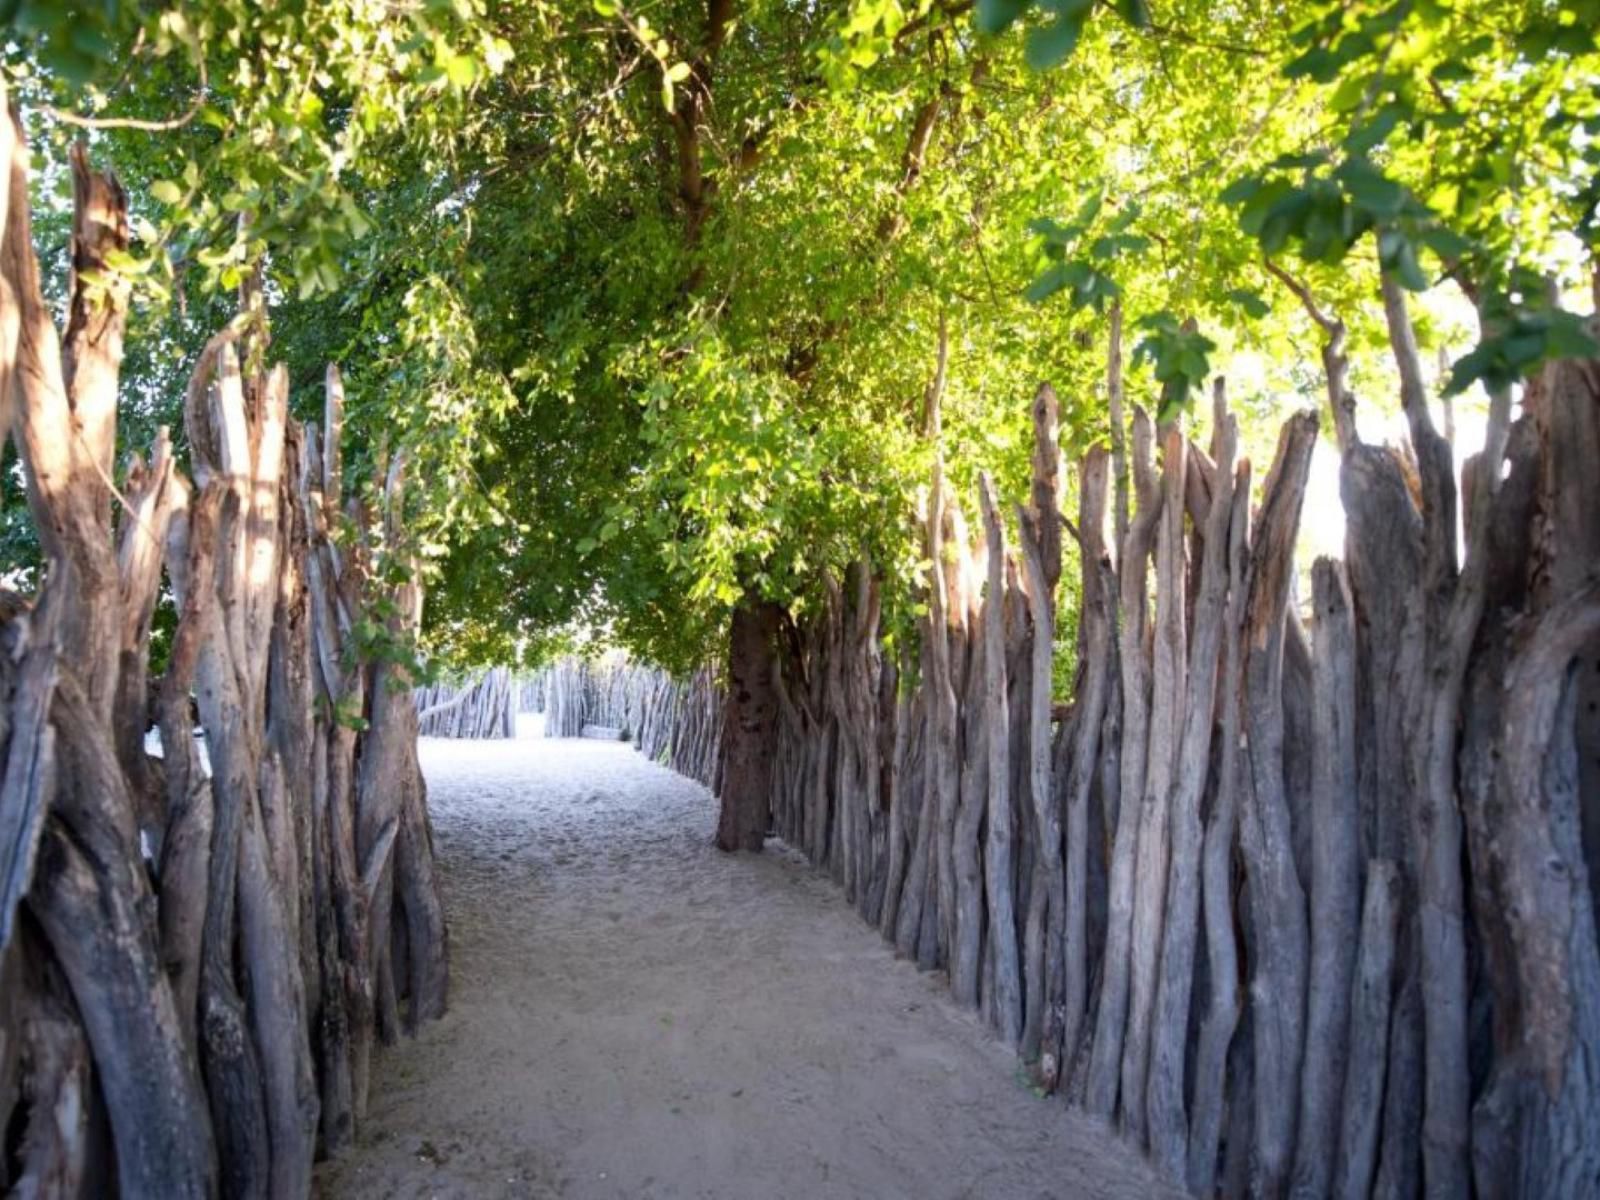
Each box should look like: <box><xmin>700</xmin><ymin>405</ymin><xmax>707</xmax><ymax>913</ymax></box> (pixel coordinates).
<box><xmin>1264</xmin><ymin>258</ymin><xmax>1358</xmax><ymax>453</ymax></box>
<box><xmin>43</xmin><ymin>56</ymin><xmax>208</xmax><ymax>133</ymax></box>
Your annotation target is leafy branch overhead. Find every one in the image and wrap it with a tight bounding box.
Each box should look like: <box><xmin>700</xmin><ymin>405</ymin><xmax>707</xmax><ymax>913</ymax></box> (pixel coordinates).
<box><xmin>977</xmin><ymin>0</ymin><xmax>1152</xmax><ymax>68</ymax></box>
<box><xmin>1132</xmin><ymin>315</ymin><xmax>1216</xmax><ymax>424</ymax></box>
<box><xmin>1015</xmin><ymin>0</ymin><xmax>1599</xmax><ymax>410</ymax></box>
<box><xmin>592</xmin><ymin>1</ymin><xmax>696</xmax><ymax>111</ymax></box>
<box><xmin>4</xmin><ymin>0</ymin><xmax>1597</xmax><ymax>670</ymax></box>
<box><xmin>1217</xmin><ymin>0</ymin><xmax>1600</xmax><ymax>395</ymax></box>
<box><xmin>7</xmin><ymin>2</ymin><xmax>511</xmax><ymax>303</ymax></box>
<box><xmin>1024</xmin><ymin>193</ymin><xmax>1146</xmax><ymax>311</ymax></box>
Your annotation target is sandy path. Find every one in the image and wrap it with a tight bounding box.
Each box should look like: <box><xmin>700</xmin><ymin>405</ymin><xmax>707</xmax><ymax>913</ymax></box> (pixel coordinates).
<box><xmin>316</xmin><ymin>723</ymin><xmax>1182</xmax><ymax>1200</ymax></box>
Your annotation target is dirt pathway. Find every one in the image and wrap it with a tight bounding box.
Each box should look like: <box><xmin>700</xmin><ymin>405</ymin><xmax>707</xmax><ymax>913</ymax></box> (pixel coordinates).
<box><xmin>316</xmin><ymin>726</ymin><xmax>1183</xmax><ymax>1200</ymax></box>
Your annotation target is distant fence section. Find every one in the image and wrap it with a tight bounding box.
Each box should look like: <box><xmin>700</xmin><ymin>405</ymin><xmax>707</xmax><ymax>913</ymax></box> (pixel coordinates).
<box><xmin>414</xmin><ymin>659</ymin><xmax>725</xmax><ymax>790</ymax></box>
<box><xmin>414</xmin><ymin>667</ymin><xmax>517</xmax><ymax>739</ymax></box>
<box><xmin>540</xmin><ymin>658</ymin><xmax>724</xmax><ymax>789</ymax></box>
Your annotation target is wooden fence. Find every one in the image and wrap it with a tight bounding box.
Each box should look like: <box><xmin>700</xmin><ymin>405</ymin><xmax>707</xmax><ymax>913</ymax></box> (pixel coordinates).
<box><xmin>414</xmin><ymin>667</ymin><xmax>517</xmax><ymax>739</ymax></box>
<box><xmin>0</xmin><ymin>118</ymin><xmax>447</xmax><ymax>1196</ymax></box>
<box><xmin>538</xmin><ymin>658</ymin><xmax>724</xmax><ymax>790</ymax></box>
<box><xmin>643</xmin><ymin>343</ymin><xmax>1599</xmax><ymax>1197</ymax></box>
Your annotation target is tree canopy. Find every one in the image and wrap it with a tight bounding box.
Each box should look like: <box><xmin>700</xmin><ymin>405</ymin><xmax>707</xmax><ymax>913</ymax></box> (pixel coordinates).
<box><xmin>5</xmin><ymin>0</ymin><xmax>1596</xmax><ymax>672</ymax></box>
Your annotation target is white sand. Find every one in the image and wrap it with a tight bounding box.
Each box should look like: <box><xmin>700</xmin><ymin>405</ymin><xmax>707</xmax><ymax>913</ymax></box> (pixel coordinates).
<box><xmin>315</xmin><ymin>725</ymin><xmax>1182</xmax><ymax>1199</ymax></box>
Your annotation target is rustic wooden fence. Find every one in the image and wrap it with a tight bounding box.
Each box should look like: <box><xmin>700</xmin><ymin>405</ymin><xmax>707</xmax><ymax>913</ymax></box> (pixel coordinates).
<box><xmin>517</xmin><ymin>672</ymin><xmax>544</xmax><ymax>715</ymax></box>
<box><xmin>0</xmin><ymin>119</ymin><xmax>447</xmax><ymax>1196</ymax></box>
<box><xmin>414</xmin><ymin>667</ymin><xmax>517</xmax><ymax>739</ymax></box>
<box><xmin>537</xmin><ymin>658</ymin><xmax>723</xmax><ymax>790</ymax></box>
<box><xmin>637</xmin><ymin>324</ymin><xmax>1599</xmax><ymax>1195</ymax></box>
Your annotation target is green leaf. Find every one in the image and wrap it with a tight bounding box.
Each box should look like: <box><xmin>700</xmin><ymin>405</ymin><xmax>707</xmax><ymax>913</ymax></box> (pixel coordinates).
<box><xmin>1345</xmin><ymin>106</ymin><xmax>1403</xmax><ymax>155</ymax></box>
<box><xmin>68</xmin><ymin>21</ymin><xmax>114</xmax><ymax>60</ymax></box>
<box><xmin>1500</xmin><ymin>332</ymin><xmax>1545</xmax><ymax>366</ymax></box>
<box><xmin>1225</xmin><ymin>288</ymin><xmax>1270</xmax><ymax>319</ymax></box>
<box><xmin>446</xmin><ymin>54</ymin><xmax>477</xmax><ymax>88</ymax></box>
<box><xmin>1155</xmin><ymin>380</ymin><xmax>1190</xmax><ymax>424</ymax></box>
<box><xmin>1256</xmin><ymin>188</ymin><xmax>1312</xmax><ymax>253</ymax></box>
<box><xmin>1028</xmin><ymin>216</ymin><xmax>1080</xmax><ymax>243</ymax></box>
<box><xmin>1115</xmin><ymin>0</ymin><xmax>1151</xmax><ymax>28</ymax></box>
<box><xmin>975</xmin><ymin>0</ymin><xmax>1031</xmax><ymax>36</ymax></box>
<box><xmin>1418</xmin><ymin>225</ymin><xmax>1471</xmax><ymax>262</ymax></box>
<box><xmin>1136</xmin><ymin>311</ymin><xmax>1182</xmax><ymax>334</ymax></box>
<box><xmin>1219</xmin><ymin>176</ymin><xmax>1262</xmax><ymax>206</ymax></box>
<box><xmin>1386</xmin><ymin>238</ymin><xmax>1430</xmax><ymax>291</ymax></box>
<box><xmin>1072</xmin><ymin>190</ymin><xmax>1104</xmax><ymax>227</ymax></box>
<box><xmin>1105</xmin><ymin>203</ymin><xmax>1142</xmax><ymax>234</ymax></box>
<box><xmin>1254</xmin><ymin>184</ymin><xmax>1309</xmax><ymax>242</ymax></box>
<box><xmin>1284</xmin><ymin>45</ymin><xmax>1339</xmax><ymax>83</ymax></box>
<box><xmin>1266</xmin><ymin>151</ymin><xmax>1331</xmax><ymax>171</ymax></box>
<box><xmin>150</xmin><ymin>180</ymin><xmax>184</xmax><ymax>206</ymax></box>
<box><xmin>1024</xmin><ymin>263</ymin><xmax>1071</xmax><ymax>303</ymax></box>
<box><xmin>1026</xmin><ymin>13</ymin><xmax>1086</xmax><ymax>70</ymax></box>
<box><xmin>1090</xmin><ymin>233</ymin><xmax>1149</xmax><ymax>259</ymax></box>
<box><xmin>1541</xmin><ymin>311</ymin><xmax>1600</xmax><ymax>359</ymax></box>
<box><xmin>1336</xmin><ymin>157</ymin><xmax>1407</xmax><ymax>217</ymax></box>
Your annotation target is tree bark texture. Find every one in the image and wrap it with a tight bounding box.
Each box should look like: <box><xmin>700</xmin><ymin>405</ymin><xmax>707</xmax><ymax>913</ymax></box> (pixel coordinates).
<box><xmin>0</xmin><ymin>106</ymin><xmax>449</xmax><ymax>1197</ymax></box>
<box><xmin>624</xmin><ymin>284</ymin><xmax>1598</xmax><ymax>1200</ymax></box>
<box><xmin>715</xmin><ymin>596</ymin><xmax>782</xmax><ymax>852</ymax></box>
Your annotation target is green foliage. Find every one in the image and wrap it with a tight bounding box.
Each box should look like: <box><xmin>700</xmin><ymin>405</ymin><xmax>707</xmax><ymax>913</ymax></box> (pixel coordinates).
<box><xmin>1445</xmin><ymin>295</ymin><xmax>1600</xmax><ymax>396</ymax></box>
<box><xmin>9</xmin><ymin>0</ymin><xmax>1596</xmax><ymax>678</ymax></box>
<box><xmin>6</xmin><ymin>1</ymin><xmax>510</xmax><ymax>302</ymax></box>
<box><xmin>1217</xmin><ymin>0</ymin><xmax>1600</xmax><ymax>394</ymax></box>
<box><xmin>1006</xmin><ymin>0</ymin><xmax>1598</xmax><ymax>418</ymax></box>
<box><xmin>1025</xmin><ymin>195</ymin><xmax>1145</xmax><ymax>312</ymax></box>
<box><xmin>1133</xmin><ymin>316</ymin><xmax>1217</xmax><ymax>424</ymax></box>
<box><xmin>974</xmin><ymin>0</ymin><xmax>1149</xmax><ymax>69</ymax></box>
<box><xmin>2</xmin><ymin>0</ymin><xmax>142</xmax><ymax>84</ymax></box>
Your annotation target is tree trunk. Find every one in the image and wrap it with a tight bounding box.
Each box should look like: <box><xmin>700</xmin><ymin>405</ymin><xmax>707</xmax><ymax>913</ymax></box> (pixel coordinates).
<box><xmin>936</xmin><ymin>487</ymin><xmax>975</xmax><ymax>974</ymax></box>
<box><xmin>1291</xmin><ymin>558</ymin><xmax>1362</xmax><ymax>1199</ymax></box>
<box><xmin>156</xmin><ymin>485</ymin><xmax>216</xmax><ymax>1060</ymax></box>
<box><xmin>716</xmin><ymin>596</ymin><xmax>781</xmax><ymax>852</ymax></box>
<box><xmin>1529</xmin><ymin>356</ymin><xmax>1600</xmax><ymax>933</ymax></box>
<box><xmin>112</xmin><ymin>431</ymin><xmax>178</xmax><ymax>846</ymax></box>
<box><xmin>1335</xmin><ymin>860</ymin><xmax>1400</xmax><ymax>1200</ymax></box>
<box><xmin>1086</xmin><ymin>407</ymin><xmax>1162</xmax><ymax>1120</ymax></box>
<box><xmin>1120</xmin><ymin>422</ymin><xmax>1188</xmax><ymax>1146</ymax></box>
<box><xmin>1059</xmin><ymin>448</ymin><xmax>1113</xmax><ymax>1089</ymax></box>
<box><xmin>1381</xmin><ymin>277</ymin><xmax>1482</xmax><ymax>1200</ymax></box>
<box><xmin>2</xmin><ymin>105</ymin><xmax>218</xmax><ymax>1200</ymax></box>
<box><xmin>5</xmin><ymin>932</ymin><xmax>97</xmax><ymax>1198</ymax></box>
<box><xmin>945</xmin><ymin>536</ymin><xmax>984</xmax><ymax>1002</ymax></box>
<box><xmin>1465</xmin><ymin>588</ymin><xmax>1600</xmax><ymax>1199</ymax></box>
<box><xmin>33</xmin><ymin>678</ymin><xmax>218</xmax><ymax>1200</ymax></box>
<box><xmin>1016</xmin><ymin>513</ymin><xmax>1060</xmax><ymax>1066</ymax></box>
<box><xmin>1237</xmin><ymin>409</ymin><xmax>1318</xmax><ymax>1194</ymax></box>
<box><xmin>0</xmin><ymin>109</ymin><xmax>448</xmax><ymax>1195</ymax></box>
<box><xmin>894</xmin><ymin>619</ymin><xmax>938</xmax><ymax>960</ymax></box>
<box><xmin>1147</xmin><ymin>390</ymin><xmax>1238</xmax><ymax>1179</ymax></box>
<box><xmin>978</xmin><ymin>475</ymin><xmax>1023</xmax><ymax>1045</ymax></box>
<box><xmin>879</xmin><ymin>662</ymin><xmax>916</xmax><ymax>940</ymax></box>
<box><xmin>1017</xmin><ymin>381</ymin><xmax>1064</xmax><ymax>1068</ymax></box>
<box><xmin>1186</xmin><ymin>450</ymin><xmax>1251</xmax><ymax>1195</ymax></box>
